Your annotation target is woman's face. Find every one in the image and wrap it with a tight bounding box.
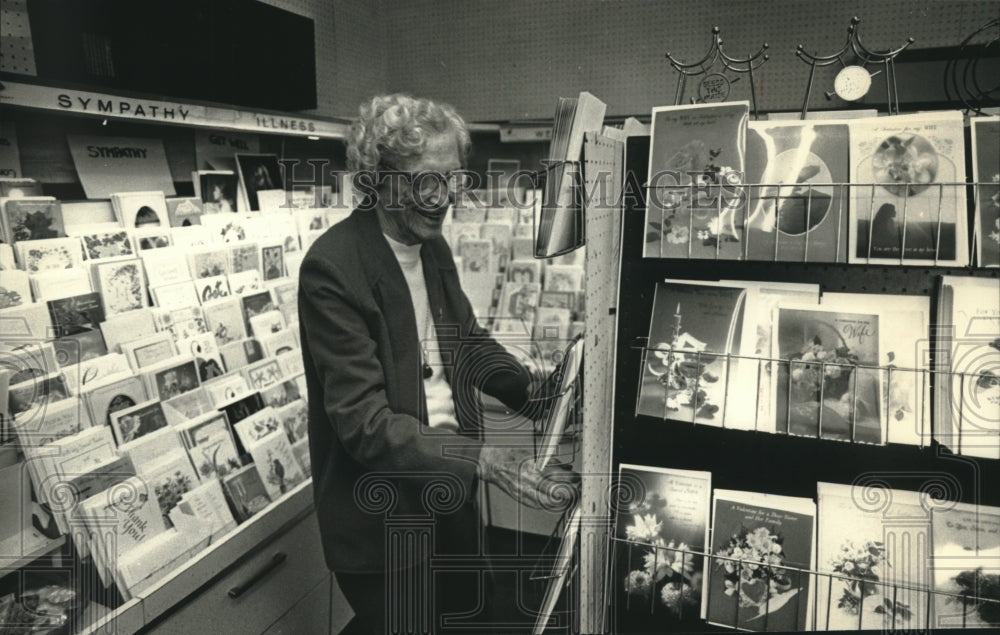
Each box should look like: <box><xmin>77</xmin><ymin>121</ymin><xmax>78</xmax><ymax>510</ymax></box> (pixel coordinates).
<box><xmin>379</xmin><ymin>132</ymin><xmax>461</xmax><ymax>245</ymax></box>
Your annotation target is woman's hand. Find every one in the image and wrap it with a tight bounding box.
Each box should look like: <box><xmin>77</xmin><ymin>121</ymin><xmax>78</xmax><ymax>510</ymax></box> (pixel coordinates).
<box><xmin>477</xmin><ymin>444</ymin><xmax>579</xmax><ymax>512</ymax></box>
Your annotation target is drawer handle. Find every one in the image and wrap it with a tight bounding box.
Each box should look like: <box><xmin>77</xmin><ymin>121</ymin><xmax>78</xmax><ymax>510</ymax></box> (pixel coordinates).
<box><xmin>228</xmin><ymin>552</ymin><xmax>288</xmax><ymax>599</ymax></box>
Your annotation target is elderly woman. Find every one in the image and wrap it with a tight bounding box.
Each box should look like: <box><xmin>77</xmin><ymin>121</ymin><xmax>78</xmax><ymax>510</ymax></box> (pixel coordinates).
<box><xmin>299</xmin><ymin>94</ymin><xmax>571</xmax><ymax>634</ymax></box>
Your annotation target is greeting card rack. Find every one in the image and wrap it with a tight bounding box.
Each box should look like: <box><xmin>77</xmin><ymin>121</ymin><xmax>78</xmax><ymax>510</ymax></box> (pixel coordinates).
<box><xmin>608</xmin><ymin>535</ymin><xmax>1000</xmax><ymax>631</ymax></box>
<box><xmin>796</xmin><ymin>17</ymin><xmax>915</xmax><ymax>117</ymax></box>
<box><xmin>642</xmin><ymin>180</ymin><xmax>988</xmax><ymax>265</ymax></box>
<box><xmin>594</xmin><ymin>135</ymin><xmax>999</xmax><ymax>633</ymax></box>
<box><xmin>665</xmin><ymin>27</ymin><xmax>769</xmax><ymax>120</ymax></box>
<box><xmin>629</xmin><ymin>338</ymin><xmax>1000</xmax><ymax>452</ymax></box>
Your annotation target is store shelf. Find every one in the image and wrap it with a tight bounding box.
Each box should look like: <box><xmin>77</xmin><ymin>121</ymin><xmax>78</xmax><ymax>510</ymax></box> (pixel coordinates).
<box><xmin>70</xmin><ymin>480</ymin><xmax>314</xmax><ymax>635</ymax></box>
<box><xmin>0</xmin><ymin>531</ymin><xmax>65</xmax><ymax>576</ymax></box>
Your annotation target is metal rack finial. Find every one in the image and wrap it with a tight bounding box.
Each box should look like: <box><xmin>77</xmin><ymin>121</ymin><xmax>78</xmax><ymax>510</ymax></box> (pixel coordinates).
<box><xmin>796</xmin><ymin>16</ymin><xmax>915</xmax><ymax>118</ymax></box>
<box><xmin>944</xmin><ymin>17</ymin><xmax>1000</xmax><ymax>115</ymax></box>
<box><xmin>666</xmin><ymin>26</ymin><xmax>769</xmax><ymax>119</ymax></box>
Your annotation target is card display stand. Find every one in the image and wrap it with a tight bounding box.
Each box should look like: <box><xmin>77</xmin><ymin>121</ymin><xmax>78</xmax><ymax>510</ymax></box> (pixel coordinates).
<box><xmin>575</xmin><ymin>133</ymin><xmax>999</xmax><ymax>633</ymax></box>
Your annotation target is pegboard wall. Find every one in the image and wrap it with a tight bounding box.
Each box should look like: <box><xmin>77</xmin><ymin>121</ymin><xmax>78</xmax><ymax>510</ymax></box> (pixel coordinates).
<box><xmin>579</xmin><ymin>133</ymin><xmax>625</xmax><ymax>634</ymax></box>
<box><xmin>0</xmin><ymin>0</ymin><xmax>37</xmax><ymax>76</ymax></box>
<box><xmin>380</xmin><ymin>0</ymin><xmax>998</xmax><ymax>121</ymax></box>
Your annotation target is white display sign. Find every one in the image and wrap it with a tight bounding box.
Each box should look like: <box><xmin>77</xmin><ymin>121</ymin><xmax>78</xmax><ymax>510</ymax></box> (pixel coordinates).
<box><xmin>0</xmin><ymin>81</ymin><xmax>347</xmax><ymax>139</ymax></box>
<box><xmin>67</xmin><ymin>134</ymin><xmax>176</xmax><ymax>199</ymax></box>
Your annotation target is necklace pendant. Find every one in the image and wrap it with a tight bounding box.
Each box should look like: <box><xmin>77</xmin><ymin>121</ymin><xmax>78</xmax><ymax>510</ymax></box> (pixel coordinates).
<box><xmin>422</xmin><ymin>362</ymin><xmax>433</xmax><ymax>379</ymax></box>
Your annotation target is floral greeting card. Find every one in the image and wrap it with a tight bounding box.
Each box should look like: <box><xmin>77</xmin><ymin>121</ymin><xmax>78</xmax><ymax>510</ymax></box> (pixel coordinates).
<box><xmin>614</xmin><ymin>465</ymin><xmax>711</xmax><ymax>625</ymax></box>
<box><xmin>645</xmin><ymin>102</ymin><xmax>749</xmax><ymax>259</ymax></box>
<box><xmin>636</xmin><ymin>281</ymin><xmax>747</xmax><ymax>426</ymax></box>
<box><xmin>707</xmin><ymin>490</ymin><xmax>815</xmax><ymax>631</ymax></box>
<box><xmin>816</xmin><ymin>482</ymin><xmax>929</xmax><ymax>630</ymax></box>
<box><xmin>773</xmin><ymin>305</ymin><xmax>882</xmax><ymax>443</ymax></box>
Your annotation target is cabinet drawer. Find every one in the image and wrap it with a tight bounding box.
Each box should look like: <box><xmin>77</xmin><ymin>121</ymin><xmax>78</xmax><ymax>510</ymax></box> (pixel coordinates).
<box><xmin>145</xmin><ymin>516</ymin><xmax>327</xmax><ymax>635</ymax></box>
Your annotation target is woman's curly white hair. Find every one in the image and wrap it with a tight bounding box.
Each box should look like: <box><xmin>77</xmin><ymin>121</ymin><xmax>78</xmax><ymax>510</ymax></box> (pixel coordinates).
<box><xmin>346</xmin><ymin>94</ymin><xmax>471</xmax><ymax>173</ymax></box>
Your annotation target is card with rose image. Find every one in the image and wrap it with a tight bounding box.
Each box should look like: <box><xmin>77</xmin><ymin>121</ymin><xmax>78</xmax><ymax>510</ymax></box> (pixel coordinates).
<box><xmin>930</xmin><ymin>502</ymin><xmax>1000</xmax><ymax>629</ymax></box>
<box><xmin>773</xmin><ymin>305</ymin><xmax>882</xmax><ymax>444</ymax></box>
<box><xmin>744</xmin><ymin>121</ymin><xmax>850</xmax><ymax>262</ymax></box>
<box><xmin>848</xmin><ymin>111</ymin><xmax>968</xmax><ymax>266</ymax></box>
<box><xmin>707</xmin><ymin>489</ymin><xmax>815</xmax><ymax>631</ymax></box>
<box><xmin>971</xmin><ymin>117</ymin><xmax>1000</xmax><ymax>267</ymax></box>
<box><xmin>816</xmin><ymin>482</ymin><xmax>930</xmax><ymax>631</ymax></box>
<box><xmin>636</xmin><ymin>281</ymin><xmax>747</xmax><ymax>426</ymax></box>
<box><xmin>645</xmin><ymin>102</ymin><xmax>749</xmax><ymax>259</ymax></box>
<box><xmin>613</xmin><ymin>465</ymin><xmax>711</xmax><ymax>626</ymax></box>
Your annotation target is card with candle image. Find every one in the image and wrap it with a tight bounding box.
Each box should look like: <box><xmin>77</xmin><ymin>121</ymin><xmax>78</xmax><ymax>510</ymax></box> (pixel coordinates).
<box><xmin>635</xmin><ymin>281</ymin><xmax>747</xmax><ymax>425</ymax></box>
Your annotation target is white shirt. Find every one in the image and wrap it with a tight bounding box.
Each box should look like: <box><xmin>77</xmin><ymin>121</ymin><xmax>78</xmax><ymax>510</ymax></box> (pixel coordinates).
<box><xmin>384</xmin><ymin>233</ymin><xmax>460</xmax><ymax>431</ymax></box>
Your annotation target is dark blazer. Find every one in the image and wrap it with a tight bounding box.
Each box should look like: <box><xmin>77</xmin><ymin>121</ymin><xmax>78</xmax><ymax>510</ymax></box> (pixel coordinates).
<box><xmin>298</xmin><ymin>207</ymin><xmax>534</xmax><ymax>573</ymax></box>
